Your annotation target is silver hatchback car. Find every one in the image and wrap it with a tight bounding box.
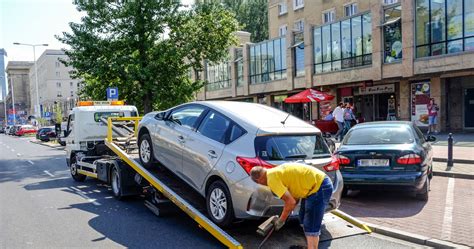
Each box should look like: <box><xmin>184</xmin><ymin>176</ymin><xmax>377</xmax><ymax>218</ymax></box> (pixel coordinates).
<box><xmin>137</xmin><ymin>101</ymin><xmax>343</xmax><ymax>226</ymax></box>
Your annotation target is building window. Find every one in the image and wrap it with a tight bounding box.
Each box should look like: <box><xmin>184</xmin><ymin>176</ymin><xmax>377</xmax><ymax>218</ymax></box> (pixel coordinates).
<box><xmin>294</xmin><ymin>19</ymin><xmax>304</xmax><ymax>32</ymax></box>
<box><xmin>70</xmin><ymin>91</ymin><xmax>74</xmax><ymax>97</ymax></box>
<box><xmin>416</xmin><ymin>0</ymin><xmax>474</xmax><ymax>58</ymax></box>
<box><xmin>384</xmin><ymin>0</ymin><xmax>399</xmax><ymax>4</ymax></box>
<box><xmin>55</xmin><ymin>61</ymin><xmax>60</xmax><ymax>68</ymax></box>
<box><xmin>206</xmin><ymin>60</ymin><xmax>231</xmax><ymax>91</ymax></box>
<box><xmin>56</xmin><ymin>72</ymin><xmax>60</xmax><ymax>77</ymax></box>
<box><xmin>314</xmin><ymin>13</ymin><xmax>372</xmax><ymax>74</ymax></box>
<box><xmin>250</xmin><ymin>37</ymin><xmax>287</xmax><ymax>84</ymax></box>
<box><xmin>293</xmin><ymin>0</ymin><xmax>304</xmax><ymax>10</ymax></box>
<box><xmin>323</xmin><ymin>9</ymin><xmax>336</xmax><ymax>23</ymax></box>
<box><xmin>279</xmin><ymin>2</ymin><xmax>288</xmax><ymax>15</ymax></box>
<box><xmin>344</xmin><ymin>3</ymin><xmax>358</xmax><ymax>17</ymax></box>
<box><xmin>235</xmin><ymin>48</ymin><xmax>244</xmax><ymax>87</ymax></box>
<box><xmin>57</xmin><ymin>91</ymin><xmax>62</xmax><ymax>97</ymax></box>
<box><xmin>70</xmin><ymin>82</ymin><xmax>73</xmax><ymax>87</ymax></box>
<box><xmin>279</xmin><ymin>25</ymin><xmax>288</xmax><ymax>36</ymax></box>
<box><xmin>56</xmin><ymin>82</ymin><xmax>61</xmax><ymax>88</ymax></box>
<box><xmin>384</xmin><ymin>5</ymin><xmax>402</xmax><ymax>63</ymax></box>
<box><xmin>293</xmin><ymin>33</ymin><xmax>305</xmax><ymax>77</ymax></box>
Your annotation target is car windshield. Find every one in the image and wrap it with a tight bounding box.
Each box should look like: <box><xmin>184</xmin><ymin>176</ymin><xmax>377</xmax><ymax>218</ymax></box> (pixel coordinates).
<box><xmin>343</xmin><ymin>126</ymin><xmax>415</xmax><ymax>145</ymax></box>
<box><xmin>255</xmin><ymin>134</ymin><xmax>331</xmax><ymax>160</ymax></box>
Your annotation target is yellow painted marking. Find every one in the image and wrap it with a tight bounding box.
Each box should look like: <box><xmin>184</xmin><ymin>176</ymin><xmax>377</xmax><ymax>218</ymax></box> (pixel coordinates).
<box><xmin>331</xmin><ymin>209</ymin><xmax>372</xmax><ymax>233</ymax></box>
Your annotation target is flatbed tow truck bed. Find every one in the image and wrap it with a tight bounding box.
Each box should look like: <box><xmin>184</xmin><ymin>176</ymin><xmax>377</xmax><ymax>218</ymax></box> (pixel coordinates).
<box><xmin>85</xmin><ymin>117</ymin><xmax>371</xmax><ymax>248</ymax></box>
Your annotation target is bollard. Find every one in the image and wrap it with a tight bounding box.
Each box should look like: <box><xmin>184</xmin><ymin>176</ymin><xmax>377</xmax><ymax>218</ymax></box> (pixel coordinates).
<box><xmin>447</xmin><ymin>133</ymin><xmax>453</xmax><ymax>167</ymax></box>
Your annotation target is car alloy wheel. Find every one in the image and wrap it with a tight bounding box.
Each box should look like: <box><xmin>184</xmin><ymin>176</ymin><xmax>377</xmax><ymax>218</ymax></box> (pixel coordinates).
<box><xmin>209</xmin><ymin>188</ymin><xmax>227</xmax><ymax>220</ymax></box>
<box><xmin>140</xmin><ymin>139</ymin><xmax>151</xmax><ymax>163</ymax></box>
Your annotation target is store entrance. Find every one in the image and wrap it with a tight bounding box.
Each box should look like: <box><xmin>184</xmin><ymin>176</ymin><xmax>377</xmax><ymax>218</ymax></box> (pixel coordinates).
<box><xmin>357</xmin><ymin>93</ymin><xmax>394</xmax><ymax>122</ymax></box>
<box><xmin>465</xmin><ymin>88</ymin><xmax>474</xmax><ymax>128</ymax></box>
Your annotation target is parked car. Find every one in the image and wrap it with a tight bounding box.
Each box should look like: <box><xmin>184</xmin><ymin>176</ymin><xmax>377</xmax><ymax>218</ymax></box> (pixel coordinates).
<box><xmin>335</xmin><ymin>121</ymin><xmax>435</xmax><ymax>201</ymax></box>
<box><xmin>37</xmin><ymin>126</ymin><xmax>56</xmax><ymax>141</ymax></box>
<box><xmin>0</xmin><ymin>126</ymin><xmax>4</xmax><ymax>134</ymax></box>
<box><xmin>15</xmin><ymin>125</ymin><xmax>38</xmax><ymax>136</ymax></box>
<box><xmin>138</xmin><ymin>101</ymin><xmax>343</xmax><ymax>226</ymax></box>
<box><xmin>9</xmin><ymin>125</ymin><xmax>21</xmax><ymax>135</ymax></box>
<box><xmin>5</xmin><ymin>125</ymin><xmax>12</xmax><ymax>134</ymax></box>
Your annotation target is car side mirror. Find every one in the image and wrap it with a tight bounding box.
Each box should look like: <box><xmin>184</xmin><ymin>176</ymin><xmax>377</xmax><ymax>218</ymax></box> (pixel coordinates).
<box><xmin>426</xmin><ymin>135</ymin><xmax>437</xmax><ymax>142</ymax></box>
<box><xmin>155</xmin><ymin>112</ymin><xmax>166</xmax><ymax>121</ymax></box>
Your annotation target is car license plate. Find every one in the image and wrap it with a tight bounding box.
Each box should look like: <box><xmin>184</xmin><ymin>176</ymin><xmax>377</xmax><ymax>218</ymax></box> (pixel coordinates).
<box><xmin>358</xmin><ymin>159</ymin><xmax>389</xmax><ymax>167</ymax></box>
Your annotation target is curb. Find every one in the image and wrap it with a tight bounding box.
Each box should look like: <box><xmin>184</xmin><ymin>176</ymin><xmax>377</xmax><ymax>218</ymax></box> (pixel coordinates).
<box><xmin>30</xmin><ymin>140</ymin><xmax>65</xmax><ymax>150</ymax></box>
<box><xmin>365</xmin><ymin>222</ymin><xmax>471</xmax><ymax>249</ymax></box>
<box><xmin>433</xmin><ymin>157</ymin><xmax>474</xmax><ymax>164</ymax></box>
<box><xmin>433</xmin><ymin>170</ymin><xmax>474</xmax><ymax>180</ymax></box>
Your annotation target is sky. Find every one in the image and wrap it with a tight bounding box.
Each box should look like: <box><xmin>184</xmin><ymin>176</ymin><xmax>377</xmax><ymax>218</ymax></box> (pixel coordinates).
<box><xmin>0</xmin><ymin>0</ymin><xmax>194</xmax><ymax>100</ymax></box>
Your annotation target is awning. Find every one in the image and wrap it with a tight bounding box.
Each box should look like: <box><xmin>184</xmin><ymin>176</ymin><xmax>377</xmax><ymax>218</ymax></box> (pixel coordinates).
<box><xmin>284</xmin><ymin>89</ymin><xmax>335</xmax><ymax>103</ymax></box>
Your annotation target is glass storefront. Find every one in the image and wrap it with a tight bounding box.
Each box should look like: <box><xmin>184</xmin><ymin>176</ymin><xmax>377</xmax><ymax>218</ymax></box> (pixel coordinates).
<box><xmin>313</xmin><ymin>12</ymin><xmax>372</xmax><ymax>74</ymax></box>
<box><xmin>384</xmin><ymin>5</ymin><xmax>402</xmax><ymax>63</ymax></box>
<box><xmin>250</xmin><ymin>37</ymin><xmax>287</xmax><ymax>84</ymax></box>
<box><xmin>294</xmin><ymin>33</ymin><xmax>305</xmax><ymax>77</ymax></box>
<box><xmin>206</xmin><ymin>60</ymin><xmax>231</xmax><ymax>91</ymax></box>
<box><xmin>416</xmin><ymin>0</ymin><xmax>474</xmax><ymax>57</ymax></box>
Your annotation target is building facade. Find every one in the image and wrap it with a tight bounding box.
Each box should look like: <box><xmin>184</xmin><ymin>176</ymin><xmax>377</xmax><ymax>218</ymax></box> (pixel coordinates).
<box><xmin>0</xmin><ymin>49</ymin><xmax>7</xmax><ymax>102</ymax></box>
<box><xmin>29</xmin><ymin>49</ymin><xmax>80</xmax><ymax>120</ymax></box>
<box><xmin>196</xmin><ymin>0</ymin><xmax>474</xmax><ymax>132</ymax></box>
<box><xmin>5</xmin><ymin>61</ymin><xmax>33</xmax><ymax>125</ymax></box>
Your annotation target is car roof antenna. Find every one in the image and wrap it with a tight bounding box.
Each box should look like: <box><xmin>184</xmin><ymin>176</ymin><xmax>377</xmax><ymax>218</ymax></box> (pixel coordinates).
<box><xmin>281</xmin><ymin>113</ymin><xmax>291</xmax><ymax>125</ymax></box>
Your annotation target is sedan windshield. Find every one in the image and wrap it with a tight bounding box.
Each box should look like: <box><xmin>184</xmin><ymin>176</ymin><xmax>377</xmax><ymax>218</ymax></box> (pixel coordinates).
<box><xmin>343</xmin><ymin>126</ymin><xmax>414</xmax><ymax>145</ymax></box>
<box><xmin>255</xmin><ymin>134</ymin><xmax>330</xmax><ymax>160</ymax></box>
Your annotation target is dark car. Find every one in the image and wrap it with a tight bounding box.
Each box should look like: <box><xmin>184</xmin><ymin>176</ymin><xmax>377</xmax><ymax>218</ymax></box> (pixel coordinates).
<box><xmin>335</xmin><ymin>121</ymin><xmax>435</xmax><ymax>200</ymax></box>
<box><xmin>37</xmin><ymin>127</ymin><xmax>56</xmax><ymax>141</ymax></box>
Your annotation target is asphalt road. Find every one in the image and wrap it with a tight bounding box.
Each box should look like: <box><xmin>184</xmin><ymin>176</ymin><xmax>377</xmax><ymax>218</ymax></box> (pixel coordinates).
<box><xmin>0</xmin><ymin>134</ymin><xmax>430</xmax><ymax>249</ymax></box>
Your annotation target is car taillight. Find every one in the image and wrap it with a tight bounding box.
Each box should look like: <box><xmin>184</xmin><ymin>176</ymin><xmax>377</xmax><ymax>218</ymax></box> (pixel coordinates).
<box><xmin>323</xmin><ymin>155</ymin><xmax>340</xmax><ymax>172</ymax></box>
<box><xmin>397</xmin><ymin>154</ymin><xmax>422</xmax><ymax>165</ymax></box>
<box><xmin>336</xmin><ymin>154</ymin><xmax>350</xmax><ymax>165</ymax></box>
<box><xmin>236</xmin><ymin>156</ymin><xmax>274</xmax><ymax>175</ymax></box>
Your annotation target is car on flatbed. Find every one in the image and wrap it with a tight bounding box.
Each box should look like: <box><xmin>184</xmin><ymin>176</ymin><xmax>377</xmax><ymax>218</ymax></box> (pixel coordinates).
<box><xmin>138</xmin><ymin>101</ymin><xmax>343</xmax><ymax>226</ymax></box>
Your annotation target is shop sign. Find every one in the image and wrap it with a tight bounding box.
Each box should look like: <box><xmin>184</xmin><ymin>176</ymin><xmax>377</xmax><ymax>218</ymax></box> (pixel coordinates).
<box><xmin>358</xmin><ymin>84</ymin><xmax>395</xmax><ymax>95</ymax></box>
<box><xmin>411</xmin><ymin>82</ymin><xmax>431</xmax><ymax>127</ymax></box>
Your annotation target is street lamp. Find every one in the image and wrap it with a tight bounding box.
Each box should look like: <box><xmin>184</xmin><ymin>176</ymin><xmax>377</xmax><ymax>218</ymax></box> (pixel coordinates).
<box><xmin>13</xmin><ymin>42</ymin><xmax>48</xmax><ymax>119</ymax></box>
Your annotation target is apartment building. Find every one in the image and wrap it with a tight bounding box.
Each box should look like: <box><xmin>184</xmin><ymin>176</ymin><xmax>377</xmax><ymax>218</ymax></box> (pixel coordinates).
<box><xmin>29</xmin><ymin>49</ymin><xmax>80</xmax><ymax>119</ymax></box>
<box><xmin>5</xmin><ymin>61</ymin><xmax>33</xmax><ymax>125</ymax></box>
<box><xmin>196</xmin><ymin>0</ymin><xmax>474</xmax><ymax>132</ymax></box>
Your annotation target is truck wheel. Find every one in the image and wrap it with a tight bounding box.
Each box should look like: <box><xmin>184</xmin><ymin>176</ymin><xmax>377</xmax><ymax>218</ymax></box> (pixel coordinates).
<box><xmin>111</xmin><ymin>166</ymin><xmax>123</xmax><ymax>200</ymax></box>
<box><xmin>70</xmin><ymin>156</ymin><xmax>86</xmax><ymax>182</ymax></box>
<box><xmin>206</xmin><ymin>180</ymin><xmax>234</xmax><ymax>227</ymax></box>
<box><xmin>139</xmin><ymin>133</ymin><xmax>155</xmax><ymax>169</ymax></box>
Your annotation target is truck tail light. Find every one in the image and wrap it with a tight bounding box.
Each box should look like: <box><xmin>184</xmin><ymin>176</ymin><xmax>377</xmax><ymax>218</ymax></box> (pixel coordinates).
<box><xmin>323</xmin><ymin>155</ymin><xmax>340</xmax><ymax>172</ymax></box>
<box><xmin>397</xmin><ymin>154</ymin><xmax>422</xmax><ymax>165</ymax></box>
<box><xmin>236</xmin><ymin>157</ymin><xmax>274</xmax><ymax>175</ymax></box>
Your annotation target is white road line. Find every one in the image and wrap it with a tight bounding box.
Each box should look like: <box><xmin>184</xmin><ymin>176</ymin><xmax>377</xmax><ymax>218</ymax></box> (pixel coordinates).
<box><xmin>11</xmin><ymin>149</ymin><xmax>14</xmax><ymax>152</ymax></box>
<box><xmin>70</xmin><ymin>186</ymin><xmax>101</xmax><ymax>206</ymax></box>
<box><xmin>27</xmin><ymin>160</ymin><xmax>34</xmax><ymax>165</ymax></box>
<box><xmin>16</xmin><ymin>153</ymin><xmax>22</xmax><ymax>157</ymax></box>
<box><xmin>441</xmin><ymin>178</ymin><xmax>455</xmax><ymax>241</ymax></box>
<box><xmin>43</xmin><ymin>170</ymin><xmax>55</xmax><ymax>177</ymax></box>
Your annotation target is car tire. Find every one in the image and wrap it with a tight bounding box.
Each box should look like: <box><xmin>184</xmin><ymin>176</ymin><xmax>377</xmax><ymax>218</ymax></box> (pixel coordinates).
<box><xmin>70</xmin><ymin>155</ymin><xmax>86</xmax><ymax>182</ymax></box>
<box><xmin>139</xmin><ymin>133</ymin><xmax>155</xmax><ymax>169</ymax></box>
<box><xmin>206</xmin><ymin>180</ymin><xmax>234</xmax><ymax>227</ymax></box>
<box><xmin>342</xmin><ymin>186</ymin><xmax>350</xmax><ymax>197</ymax></box>
<box><xmin>416</xmin><ymin>177</ymin><xmax>430</xmax><ymax>201</ymax></box>
<box><xmin>111</xmin><ymin>166</ymin><xmax>123</xmax><ymax>200</ymax></box>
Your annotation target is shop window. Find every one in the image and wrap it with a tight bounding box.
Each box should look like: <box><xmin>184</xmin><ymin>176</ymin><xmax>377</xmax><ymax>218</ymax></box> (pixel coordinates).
<box><xmin>314</xmin><ymin>13</ymin><xmax>372</xmax><ymax>74</ymax></box>
<box><xmin>384</xmin><ymin>5</ymin><xmax>402</xmax><ymax>63</ymax></box>
<box><xmin>250</xmin><ymin>37</ymin><xmax>287</xmax><ymax>84</ymax></box>
<box><xmin>416</xmin><ymin>0</ymin><xmax>474</xmax><ymax>57</ymax></box>
<box><xmin>206</xmin><ymin>60</ymin><xmax>231</xmax><ymax>91</ymax></box>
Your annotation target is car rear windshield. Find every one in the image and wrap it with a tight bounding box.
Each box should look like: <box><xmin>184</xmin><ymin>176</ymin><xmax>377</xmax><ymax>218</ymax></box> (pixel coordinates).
<box><xmin>343</xmin><ymin>126</ymin><xmax>415</xmax><ymax>145</ymax></box>
<box><xmin>255</xmin><ymin>134</ymin><xmax>330</xmax><ymax>161</ymax></box>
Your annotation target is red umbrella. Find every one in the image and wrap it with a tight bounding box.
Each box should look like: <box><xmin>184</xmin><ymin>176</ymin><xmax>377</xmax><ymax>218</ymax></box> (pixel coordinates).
<box><xmin>284</xmin><ymin>89</ymin><xmax>335</xmax><ymax>103</ymax></box>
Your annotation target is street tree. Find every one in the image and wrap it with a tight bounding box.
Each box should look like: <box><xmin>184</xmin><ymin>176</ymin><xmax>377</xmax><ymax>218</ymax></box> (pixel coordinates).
<box><xmin>57</xmin><ymin>0</ymin><xmax>239</xmax><ymax>113</ymax></box>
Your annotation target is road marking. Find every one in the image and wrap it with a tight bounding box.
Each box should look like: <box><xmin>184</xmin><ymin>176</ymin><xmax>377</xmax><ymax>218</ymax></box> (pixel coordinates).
<box><xmin>17</xmin><ymin>153</ymin><xmax>22</xmax><ymax>157</ymax></box>
<box><xmin>6</xmin><ymin>145</ymin><xmax>10</xmax><ymax>149</ymax></box>
<box><xmin>441</xmin><ymin>178</ymin><xmax>455</xmax><ymax>241</ymax></box>
<box><xmin>71</xmin><ymin>186</ymin><xmax>101</xmax><ymax>206</ymax></box>
<box><xmin>11</xmin><ymin>149</ymin><xmax>15</xmax><ymax>152</ymax></box>
<box><xmin>43</xmin><ymin>170</ymin><xmax>55</xmax><ymax>177</ymax></box>
<box><xmin>27</xmin><ymin>160</ymin><xmax>34</xmax><ymax>165</ymax></box>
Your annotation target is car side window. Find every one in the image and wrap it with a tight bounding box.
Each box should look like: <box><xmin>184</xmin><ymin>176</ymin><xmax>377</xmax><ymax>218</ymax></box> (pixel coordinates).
<box><xmin>197</xmin><ymin>111</ymin><xmax>231</xmax><ymax>143</ymax></box>
<box><xmin>229</xmin><ymin>124</ymin><xmax>245</xmax><ymax>143</ymax></box>
<box><xmin>169</xmin><ymin>105</ymin><xmax>206</xmax><ymax>129</ymax></box>
<box><xmin>413</xmin><ymin>125</ymin><xmax>426</xmax><ymax>143</ymax></box>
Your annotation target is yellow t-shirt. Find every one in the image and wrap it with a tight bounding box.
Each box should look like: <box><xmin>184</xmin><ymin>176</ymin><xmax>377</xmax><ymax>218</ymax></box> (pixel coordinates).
<box><xmin>267</xmin><ymin>163</ymin><xmax>327</xmax><ymax>199</ymax></box>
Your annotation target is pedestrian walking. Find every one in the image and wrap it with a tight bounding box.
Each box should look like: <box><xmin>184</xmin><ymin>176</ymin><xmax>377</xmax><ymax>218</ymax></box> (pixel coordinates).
<box><xmin>427</xmin><ymin>98</ymin><xmax>439</xmax><ymax>134</ymax></box>
<box><xmin>343</xmin><ymin>103</ymin><xmax>356</xmax><ymax>136</ymax></box>
<box><xmin>250</xmin><ymin>163</ymin><xmax>333</xmax><ymax>249</ymax></box>
<box><xmin>333</xmin><ymin>102</ymin><xmax>345</xmax><ymax>141</ymax></box>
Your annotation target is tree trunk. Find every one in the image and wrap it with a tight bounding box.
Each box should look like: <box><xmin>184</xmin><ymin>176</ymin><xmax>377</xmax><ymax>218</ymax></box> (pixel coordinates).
<box><xmin>143</xmin><ymin>91</ymin><xmax>153</xmax><ymax>114</ymax></box>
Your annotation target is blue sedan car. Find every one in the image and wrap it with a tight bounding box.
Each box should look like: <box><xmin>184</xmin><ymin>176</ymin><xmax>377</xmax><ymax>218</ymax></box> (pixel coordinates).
<box><xmin>335</xmin><ymin>121</ymin><xmax>436</xmax><ymax>200</ymax></box>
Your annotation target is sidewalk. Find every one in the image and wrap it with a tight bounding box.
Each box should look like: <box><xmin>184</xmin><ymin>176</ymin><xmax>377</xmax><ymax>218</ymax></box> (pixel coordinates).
<box><xmin>430</xmin><ymin>132</ymin><xmax>474</xmax><ymax>164</ymax></box>
<box><xmin>432</xmin><ymin>161</ymin><xmax>474</xmax><ymax>179</ymax></box>
<box><xmin>30</xmin><ymin>139</ymin><xmax>64</xmax><ymax>150</ymax></box>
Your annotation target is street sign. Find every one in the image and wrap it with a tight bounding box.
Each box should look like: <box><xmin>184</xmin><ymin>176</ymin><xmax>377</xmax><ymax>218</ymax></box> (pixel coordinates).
<box><xmin>44</xmin><ymin>112</ymin><xmax>51</xmax><ymax>118</ymax></box>
<box><xmin>106</xmin><ymin>87</ymin><xmax>119</xmax><ymax>100</ymax></box>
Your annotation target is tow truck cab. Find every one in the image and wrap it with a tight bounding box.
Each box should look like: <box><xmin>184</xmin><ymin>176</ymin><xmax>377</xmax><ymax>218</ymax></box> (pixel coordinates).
<box><xmin>64</xmin><ymin>101</ymin><xmax>138</xmax><ymax>166</ymax></box>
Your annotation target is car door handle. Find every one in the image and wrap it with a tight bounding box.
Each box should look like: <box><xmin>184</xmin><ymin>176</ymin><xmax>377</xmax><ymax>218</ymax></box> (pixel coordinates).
<box><xmin>208</xmin><ymin>150</ymin><xmax>217</xmax><ymax>158</ymax></box>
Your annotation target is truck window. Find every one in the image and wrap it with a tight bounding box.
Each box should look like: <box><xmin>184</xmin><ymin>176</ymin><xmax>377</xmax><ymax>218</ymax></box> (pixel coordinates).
<box><xmin>66</xmin><ymin>114</ymin><xmax>74</xmax><ymax>136</ymax></box>
<box><xmin>94</xmin><ymin>112</ymin><xmax>124</xmax><ymax>122</ymax></box>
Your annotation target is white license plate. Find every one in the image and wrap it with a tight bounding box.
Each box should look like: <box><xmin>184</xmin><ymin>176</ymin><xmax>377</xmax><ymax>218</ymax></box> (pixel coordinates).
<box><xmin>358</xmin><ymin>159</ymin><xmax>390</xmax><ymax>167</ymax></box>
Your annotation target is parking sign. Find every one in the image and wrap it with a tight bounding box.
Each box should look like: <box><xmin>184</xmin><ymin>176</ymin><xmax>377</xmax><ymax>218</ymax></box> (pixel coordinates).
<box><xmin>106</xmin><ymin>87</ymin><xmax>119</xmax><ymax>100</ymax></box>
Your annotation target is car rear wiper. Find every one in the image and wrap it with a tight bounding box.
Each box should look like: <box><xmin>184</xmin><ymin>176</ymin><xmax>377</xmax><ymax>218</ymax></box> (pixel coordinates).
<box><xmin>284</xmin><ymin>154</ymin><xmax>308</xmax><ymax>159</ymax></box>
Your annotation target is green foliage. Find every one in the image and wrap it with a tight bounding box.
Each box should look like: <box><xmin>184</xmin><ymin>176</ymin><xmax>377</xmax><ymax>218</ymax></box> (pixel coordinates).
<box><xmin>53</xmin><ymin>103</ymin><xmax>63</xmax><ymax>124</ymax></box>
<box><xmin>195</xmin><ymin>0</ymin><xmax>268</xmax><ymax>42</ymax></box>
<box><xmin>57</xmin><ymin>0</ymin><xmax>239</xmax><ymax>113</ymax></box>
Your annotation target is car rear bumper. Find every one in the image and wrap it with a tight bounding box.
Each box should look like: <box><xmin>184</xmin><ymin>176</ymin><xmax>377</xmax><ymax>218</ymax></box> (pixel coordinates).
<box><xmin>341</xmin><ymin>171</ymin><xmax>427</xmax><ymax>191</ymax></box>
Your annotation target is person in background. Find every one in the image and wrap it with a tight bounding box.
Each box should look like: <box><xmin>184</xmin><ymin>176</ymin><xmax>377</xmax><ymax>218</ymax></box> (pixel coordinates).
<box><xmin>324</xmin><ymin>111</ymin><xmax>334</xmax><ymax>121</ymax></box>
<box><xmin>343</xmin><ymin>103</ymin><xmax>356</xmax><ymax>136</ymax></box>
<box><xmin>427</xmin><ymin>98</ymin><xmax>439</xmax><ymax>134</ymax></box>
<box><xmin>333</xmin><ymin>102</ymin><xmax>345</xmax><ymax>141</ymax></box>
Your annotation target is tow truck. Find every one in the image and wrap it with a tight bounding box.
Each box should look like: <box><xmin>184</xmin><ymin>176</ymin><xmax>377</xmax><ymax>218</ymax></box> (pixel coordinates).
<box><xmin>64</xmin><ymin>101</ymin><xmax>371</xmax><ymax>248</ymax></box>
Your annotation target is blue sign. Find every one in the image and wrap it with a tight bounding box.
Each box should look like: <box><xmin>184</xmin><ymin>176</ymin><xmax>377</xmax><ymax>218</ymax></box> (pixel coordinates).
<box><xmin>106</xmin><ymin>87</ymin><xmax>119</xmax><ymax>100</ymax></box>
<box><xmin>44</xmin><ymin>112</ymin><xmax>51</xmax><ymax>118</ymax></box>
